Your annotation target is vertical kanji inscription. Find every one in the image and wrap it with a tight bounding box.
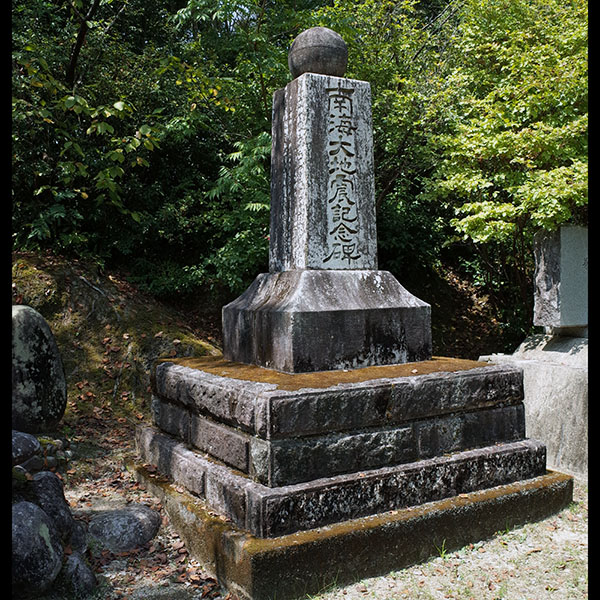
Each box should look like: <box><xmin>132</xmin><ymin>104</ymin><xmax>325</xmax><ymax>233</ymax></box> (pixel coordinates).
<box><xmin>324</xmin><ymin>84</ymin><xmax>361</xmax><ymax>266</ymax></box>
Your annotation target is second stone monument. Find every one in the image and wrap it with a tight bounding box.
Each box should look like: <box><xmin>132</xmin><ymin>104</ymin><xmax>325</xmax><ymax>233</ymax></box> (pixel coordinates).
<box><xmin>222</xmin><ymin>27</ymin><xmax>431</xmax><ymax>373</ymax></box>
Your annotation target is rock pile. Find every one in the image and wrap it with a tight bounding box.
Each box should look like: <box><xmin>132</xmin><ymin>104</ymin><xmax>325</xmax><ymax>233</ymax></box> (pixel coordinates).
<box><xmin>12</xmin><ymin>305</ymin><xmax>162</xmax><ymax>598</ymax></box>
<box><xmin>12</xmin><ymin>431</ymin><xmax>96</xmax><ymax>598</ymax></box>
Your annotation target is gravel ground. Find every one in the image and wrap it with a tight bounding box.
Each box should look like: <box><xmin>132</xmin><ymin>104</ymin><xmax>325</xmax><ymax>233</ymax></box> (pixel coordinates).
<box><xmin>41</xmin><ymin>420</ymin><xmax>587</xmax><ymax>600</ymax></box>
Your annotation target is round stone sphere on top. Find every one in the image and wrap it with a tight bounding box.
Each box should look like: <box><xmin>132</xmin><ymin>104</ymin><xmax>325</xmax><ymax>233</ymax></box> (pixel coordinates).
<box><xmin>288</xmin><ymin>27</ymin><xmax>348</xmax><ymax>79</ymax></box>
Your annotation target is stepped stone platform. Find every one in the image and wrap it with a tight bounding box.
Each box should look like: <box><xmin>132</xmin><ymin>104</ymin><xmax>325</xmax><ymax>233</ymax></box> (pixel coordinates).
<box><xmin>136</xmin><ymin>356</ymin><xmax>570</xmax><ymax>536</ymax></box>
<box><xmin>132</xmin><ymin>463</ymin><xmax>572</xmax><ymax>600</ymax></box>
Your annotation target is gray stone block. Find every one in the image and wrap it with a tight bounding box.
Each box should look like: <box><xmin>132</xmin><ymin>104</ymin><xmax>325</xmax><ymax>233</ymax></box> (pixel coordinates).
<box><xmin>153</xmin><ymin>360</ymin><xmax>524</xmax><ymax>439</ymax></box>
<box><xmin>190</xmin><ymin>413</ymin><xmax>250</xmax><ymax>473</ymax></box>
<box><xmin>151</xmin><ymin>395</ymin><xmax>189</xmax><ymax>442</ymax></box>
<box><xmin>155</xmin><ymin>402</ymin><xmax>525</xmax><ymax>486</ymax></box>
<box><xmin>534</xmin><ymin>226</ymin><xmax>588</xmax><ymax>328</ymax></box>
<box><xmin>222</xmin><ymin>270</ymin><xmax>431</xmax><ymax>372</ymax></box>
<box><xmin>481</xmin><ymin>333</ymin><xmax>588</xmax><ymax>479</ymax></box>
<box><xmin>136</xmin><ymin>425</ymin><xmax>546</xmax><ymax>538</ymax></box>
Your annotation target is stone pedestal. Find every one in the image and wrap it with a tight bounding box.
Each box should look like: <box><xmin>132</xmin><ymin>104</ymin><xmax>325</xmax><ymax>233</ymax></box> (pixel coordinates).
<box><xmin>136</xmin><ymin>356</ymin><xmax>573</xmax><ymax>598</ymax></box>
<box><xmin>481</xmin><ymin>334</ymin><xmax>588</xmax><ymax>479</ymax></box>
<box><xmin>139</xmin><ymin>357</ymin><xmax>561</xmax><ymax>535</ymax></box>
<box><xmin>481</xmin><ymin>225</ymin><xmax>588</xmax><ymax>480</ymax></box>
<box><xmin>132</xmin><ymin>462</ymin><xmax>572</xmax><ymax>600</ymax></box>
<box><xmin>222</xmin><ymin>270</ymin><xmax>431</xmax><ymax>373</ymax></box>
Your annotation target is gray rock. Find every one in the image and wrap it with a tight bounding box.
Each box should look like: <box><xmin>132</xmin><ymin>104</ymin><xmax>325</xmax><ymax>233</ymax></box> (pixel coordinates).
<box><xmin>28</xmin><ymin>471</ymin><xmax>76</xmax><ymax>541</ymax></box>
<box><xmin>19</xmin><ymin>453</ymin><xmax>45</xmax><ymax>472</ymax></box>
<box><xmin>69</xmin><ymin>519</ymin><xmax>89</xmax><ymax>554</ymax></box>
<box><xmin>288</xmin><ymin>27</ymin><xmax>348</xmax><ymax>79</ymax></box>
<box><xmin>12</xmin><ymin>305</ymin><xmax>67</xmax><ymax>432</ymax></box>
<box><xmin>88</xmin><ymin>504</ymin><xmax>161</xmax><ymax>553</ymax></box>
<box><xmin>12</xmin><ymin>501</ymin><xmax>64</xmax><ymax>597</ymax></box>
<box><xmin>12</xmin><ymin>430</ymin><xmax>41</xmax><ymax>466</ymax></box>
<box><xmin>58</xmin><ymin>551</ymin><xmax>97</xmax><ymax>598</ymax></box>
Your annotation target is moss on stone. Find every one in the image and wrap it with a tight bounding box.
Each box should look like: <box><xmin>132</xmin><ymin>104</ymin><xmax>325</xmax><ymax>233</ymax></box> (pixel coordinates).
<box><xmin>159</xmin><ymin>355</ymin><xmax>488</xmax><ymax>392</ymax></box>
<box><xmin>12</xmin><ymin>252</ymin><xmax>220</xmax><ymax>428</ymax></box>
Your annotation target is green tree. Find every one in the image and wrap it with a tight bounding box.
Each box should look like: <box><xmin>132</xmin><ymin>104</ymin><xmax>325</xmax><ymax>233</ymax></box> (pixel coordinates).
<box><xmin>421</xmin><ymin>0</ymin><xmax>587</xmax><ymax>327</ymax></box>
<box><xmin>427</xmin><ymin>0</ymin><xmax>587</xmax><ymax>243</ymax></box>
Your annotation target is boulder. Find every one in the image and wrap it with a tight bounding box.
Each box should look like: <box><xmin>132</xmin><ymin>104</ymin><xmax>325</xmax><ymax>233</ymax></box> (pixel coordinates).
<box><xmin>12</xmin><ymin>501</ymin><xmax>64</xmax><ymax>597</ymax></box>
<box><xmin>27</xmin><ymin>471</ymin><xmax>76</xmax><ymax>542</ymax></box>
<box><xmin>88</xmin><ymin>504</ymin><xmax>161</xmax><ymax>553</ymax></box>
<box><xmin>12</xmin><ymin>430</ymin><xmax>41</xmax><ymax>466</ymax></box>
<box><xmin>58</xmin><ymin>551</ymin><xmax>97</xmax><ymax>598</ymax></box>
<box><xmin>69</xmin><ymin>519</ymin><xmax>89</xmax><ymax>554</ymax></box>
<box><xmin>12</xmin><ymin>305</ymin><xmax>67</xmax><ymax>432</ymax></box>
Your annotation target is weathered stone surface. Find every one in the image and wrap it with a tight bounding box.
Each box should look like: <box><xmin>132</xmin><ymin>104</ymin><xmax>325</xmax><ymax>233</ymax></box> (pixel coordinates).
<box><xmin>269</xmin><ymin>74</ymin><xmax>376</xmax><ymax>271</ymax></box>
<box><xmin>12</xmin><ymin>430</ymin><xmax>41</xmax><ymax>466</ymax></box>
<box><xmin>190</xmin><ymin>412</ymin><xmax>250</xmax><ymax>472</ymax></box>
<box><xmin>12</xmin><ymin>305</ymin><xmax>67</xmax><ymax>432</ymax></box>
<box><xmin>58</xmin><ymin>551</ymin><xmax>97</xmax><ymax>599</ymax></box>
<box><xmin>153</xmin><ymin>360</ymin><xmax>524</xmax><ymax>439</ymax></box>
<box><xmin>12</xmin><ymin>501</ymin><xmax>64</xmax><ymax>597</ymax></box>
<box><xmin>136</xmin><ymin>424</ymin><xmax>546</xmax><ymax>538</ymax></box>
<box><xmin>481</xmin><ymin>333</ymin><xmax>588</xmax><ymax>479</ymax></box>
<box><xmin>69</xmin><ymin>519</ymin><xmax>89</xmax><ymax>555</ymax></box>
<box><xmin>222</xmin><ymin>69</ymin><xmax>432</xmax><ymax>372</ymax></box>
<box><xmin>223</xmin><ymin>270</ymin><xmax>431</xmax><ymax>372</ymax></box>
<box><xmin>153</xmin><ymin>401</ymin><xmax>525</xmax><ymax>486</ymax></box>
<box><xmin>88</xmin><ymin>504</ymin><xmax>161</xmax><ymax>553</ymax></box>
<box><xmin>134</xmin><ymin>463</ymin><xmax>572</xmax><ymax>600</ymax></box>
<box><xmin>533</xmin><ymin>226</ymin><xmax>588</xmax><ymax>328</ymax></box>
<box><xmin>288</xmin><ymin>27</ymin><xmax>348</xmax><ymax>79</ymax></box>
<box><xmin>151</xmin><ymin>395</ymin><xmax>190</xmax><ymax>442</ymax></box>
<box><xmin>27</xmin><ymin>471</ymin><xmax>76</xmax><ymax>542</ymax></box>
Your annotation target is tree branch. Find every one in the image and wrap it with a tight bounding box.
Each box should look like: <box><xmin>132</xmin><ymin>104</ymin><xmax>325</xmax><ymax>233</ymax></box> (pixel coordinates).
<box><xmin>66</xmin><ymin>0</ymin><xmax>101</xmax><ymax>89</ymax></box>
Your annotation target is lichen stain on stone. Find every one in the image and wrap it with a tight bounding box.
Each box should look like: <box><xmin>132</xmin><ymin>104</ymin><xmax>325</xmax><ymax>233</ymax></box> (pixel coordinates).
<box><xmin>38</xmin><ymin>522</ymin><xmax>57</xmax><ymax>556</ymax></box>
<box><xmin>158</xmin><ymin>355</ymin><xmax>490</xmax><ymax>392</ymax></box>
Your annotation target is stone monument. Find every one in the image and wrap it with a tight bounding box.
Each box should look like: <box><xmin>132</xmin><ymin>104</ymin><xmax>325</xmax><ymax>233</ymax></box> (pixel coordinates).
<box><xmin>135</xmin><ymin>28</ymin><xmax>573</xmax><ymax>600</ymax></box>
<box><xmin>481</xmin><ymin>226</ymin><xmax>588</xmax><ymax>479</ymax></box>
<box><xmin>222</xmin><ymin>27</ymin><xmax>431</xmax><ymax>373</ymax></box>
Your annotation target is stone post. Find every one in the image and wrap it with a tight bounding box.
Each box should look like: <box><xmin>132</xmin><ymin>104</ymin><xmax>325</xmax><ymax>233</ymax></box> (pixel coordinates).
<box><xmin>533</xmin><ymin>225</ymin><xmax>588</xmax><ymax>335</ymax></box>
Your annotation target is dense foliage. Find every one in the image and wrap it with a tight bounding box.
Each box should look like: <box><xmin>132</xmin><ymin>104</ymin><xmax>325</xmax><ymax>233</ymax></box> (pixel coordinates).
<box><xmin>12</xmin><ymin>0</ymin><xmax>587</xmax><ymax>344</ymax></box>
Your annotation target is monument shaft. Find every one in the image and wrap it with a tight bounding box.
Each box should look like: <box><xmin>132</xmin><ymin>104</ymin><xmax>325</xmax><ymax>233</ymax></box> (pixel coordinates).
<box><xmin>270</xmin><ymin>74</ymin><xmax>377</xmax><ymax>271</ymax></box>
